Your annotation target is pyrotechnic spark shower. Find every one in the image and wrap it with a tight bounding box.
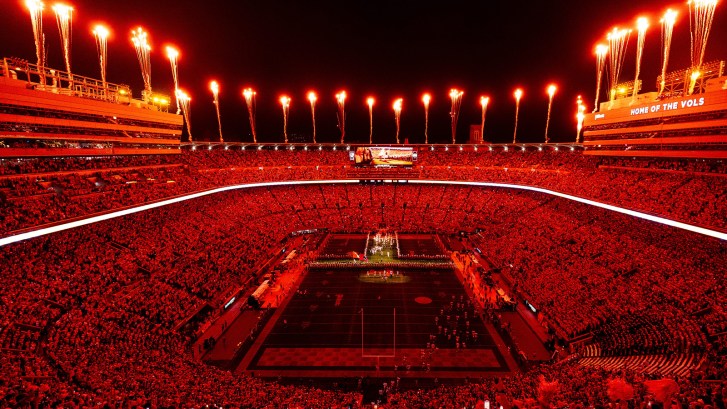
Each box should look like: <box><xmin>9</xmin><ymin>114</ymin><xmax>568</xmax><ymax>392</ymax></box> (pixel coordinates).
<box><xmin>131</xmin><ymin>27</ymin><xmax>152</xmax><ymax>94</ymax></box>
<box><xmin>176</xmin><ymin>89</ymin><xmax>192</xmax><ymax>142</ymax></box>
<box><xmin>449</xmin><ymin>89</ymin><xmax>463</xmax><ymax>144</ymax></box>
<box><xmin>689</xmin><ymin>0</ymin><xmax>718</xmax><ymax>70</ymax></box>
<box><xmin>607</xmin><ymin>27</ymin><xmax>631</xmax><ymax>102</ymax></box>
<box><xmin>243</xmin><ymin>88</ymin><xmax>257</xmax><ymax>143</ymax></box>
<box><xmin>633</xmin><ymin>17</ymin><xmax>649</xmax><ymax>99</ymax></box>
<box><xmin>210</xmin><ymin>81</ymin><xmax>223</xmax><ymax>143</ymax></box>
<box><xmin>25</xmin><ymin>0</ymin><xmax>45</xmax><ymax>75</ymax></box>
<box><xmin>689</xmin><ymin>70</ymin><xmax>702</xmax><ymax>95</ymax></box>
<box><xmin>659</xmin><ymin>9</ymin><xmax>678</xmax><ymax>95</ymax></box>
<box><xmin>594</xmin><ymin>44</ymin><xmax>608</xmax><ymax>112</ymax></box>
<box><xmin>52</xmin><ymin>3</ymin><xmax>73</xmax><ymax>83</ymax></box>
<box><xmin>308</xmin><ymin>92</ymin><xmax>317</xmax><ymax>143</ymax></box>
<box><xmin>422</xmin><ymin>94</ymin><xmax>431</xmax><ymax>144</ymax></box>
<box><xmin>280</xmin><ymin>96</ymin><xmax>291</xmax><ymax>143</ymax></box>
<box><xmin>513</xmin><ymin>88</ymin><xmax>523</xmax><ymax>144</ymax></box>
<box><xmin>92</xmin><ymin>25</ymin><xmax>109</xmax><ymax>88</ymax></box>
<box><xmin>336</xmin><ymin>91</ymin><xmax>347</xmax><ymax>144</ymax></box>
<box><xmin>480</xmin><ymin>96</ymin><xmax>489</xmax><ymax>143</ymax></box>
<box><xmin>166</xmin><ymin>46</ymin><xmax>180</xmax><ymax>114</ymax></box>
<box><xmin>367</xmin><ymin>97</ymin><xmax>374</xmax><ymax>144</ymax></box>
<box><xmin>393</xmin><ymin>98</ymin><xmax>403</xmax><ymax>144</ymax></box>
<box><xmin>545</xmin><ymin>85</ymin><xmax>557</xmax><ymax>144</ymax></box>
<box><xmin>576</xmin><ymin>96</ymin><xmax>586</xmax><ymax>143</ymax></box>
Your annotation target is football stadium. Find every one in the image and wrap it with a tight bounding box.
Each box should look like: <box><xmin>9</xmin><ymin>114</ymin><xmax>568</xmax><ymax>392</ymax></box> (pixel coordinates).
<box><xmin>0</xmin><ymin>0</ymin><xmax>726</xmax><ymax>408</ymax></box>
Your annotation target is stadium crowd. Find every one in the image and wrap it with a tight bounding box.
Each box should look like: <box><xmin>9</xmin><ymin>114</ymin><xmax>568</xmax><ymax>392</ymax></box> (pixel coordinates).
<box><xmin>1</xmin><ymin>182</ymin><xmax>725</xmax><ymax>407</ymax></box>
<box><xmin>1</xmin><ymin>147</ymin><xmax>725</xmax><ymax>235</ymax></box>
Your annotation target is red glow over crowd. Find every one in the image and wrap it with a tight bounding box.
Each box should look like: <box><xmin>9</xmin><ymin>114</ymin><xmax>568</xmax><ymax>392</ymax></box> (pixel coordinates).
<box><xmin>0</xmin><ymin>148</ymin><xmax>725</xmax><ymax>407</ymax></box>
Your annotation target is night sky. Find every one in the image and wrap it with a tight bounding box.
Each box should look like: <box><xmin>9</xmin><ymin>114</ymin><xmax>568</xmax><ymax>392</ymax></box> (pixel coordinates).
<box><xmin>3</xmin><ymin>0</ymin><xmax>727</xmax><ymax>144</ymax></box>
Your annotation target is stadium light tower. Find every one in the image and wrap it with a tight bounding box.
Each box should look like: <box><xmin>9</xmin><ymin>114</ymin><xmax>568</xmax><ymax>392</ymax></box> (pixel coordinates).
<box><xmin>513</xmin><ymin>88</ymin><xmax>523</xmax><ymax>144</ymax></box>
<box><xmin>545</xmin><ymin>84</ymin><xmax>557</xmax><ymax>144</ymax></box>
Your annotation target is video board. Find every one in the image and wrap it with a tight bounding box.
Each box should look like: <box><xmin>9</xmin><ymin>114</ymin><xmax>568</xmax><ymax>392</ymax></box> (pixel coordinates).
<box><xmin>352</xmin><ymin>146</ymin><xmax>415</xmax><ymax>167</ymax></box>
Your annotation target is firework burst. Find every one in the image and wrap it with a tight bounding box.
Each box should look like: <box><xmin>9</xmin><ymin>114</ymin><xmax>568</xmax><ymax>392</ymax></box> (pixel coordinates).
<box><xmin>308</xmin><ymin>91</ymin><xmax>317</xmax><ymax>143</ymax></box>
<box><xmin>607</xmin><ymin>27</ymin><xmax>631</xmax><ymax>102</ymax></box>
<box><xmin>131</xmin><ymin>27</ymin><xmax>152</xmax><ymax>95</ymax></box>
<box><xmin>336</xmin><ymin>91</ymin><xmax>347</xmax><ymax>144</ymax></box>
<box><xmin>210</xmin><ymin>81</ymin><xmax>222</xmax><ymax>142</ymax></box>
<box><xmin>280</xmin><ymin>96</ymin><xmax>291</xmax><ymax>143</ymax></box>
<box><xmin>93</xmin><ymin>25</ymin><xmax>109</xmax><ymax>88</ymax></box>
<box><xmin>480</xmin><ymin>96</ymin><xmax>490</xmax><ymax>143</ymax></box>
<box><xmin>52</xmin><ymin>3</ymin><xmax>73</xmax><ymax>83</ymax></box>
<box><xmin>393</xmin><ymin>98</ymin><xmax>403</xmax><ymax>144</ymax></box>
<box><xmin>659</xmin><ymin>9</ymin><xmax>678</xmax><ymax>95</ymax></box>
<box><xmin>513</xmin><ymin>88</ymin><xmax>523</xmax><ymax>144</ymax></box>
<box><xmin>367</xmin><ymin>97</ymin><xmax>374</xmax><ymax>144</ymax></box>
<box><xmin>545</xmin><ymin>84</ymin><xmax>557</xmax><ymax>143</ymax></box>
<box><xmin>166</xmin><ymin>46</ymin><xmax>180</xmax><ymax>113</ymax></box>
<box><xmin>243</xmin><ymin>88</ymin><xmax>257</xmax><ymax>143</ymax></box>
<box><xmin>25</xmin><ymin>0</ymin><xmax>46</xmax><ymax>77</ymax></box>
<box><xmin>449</xmin><ymin>89</ymin><xmax>463</xmax><ymax>144</ymax></box>
<box><xmin>422</xmin><ymin>94</ymin><xmax>431</xmax><ymax>144</ymax></box>
<box><xmin>176</xmin><ymin>89</ymin><xmax>192</xmax><ymax>141</ymax></box>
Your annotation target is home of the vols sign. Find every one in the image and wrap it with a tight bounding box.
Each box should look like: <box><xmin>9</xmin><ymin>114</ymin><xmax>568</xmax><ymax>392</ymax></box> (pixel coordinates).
<box><xmin>630</xmin><ymin>97</ymin><xmax>706</xmax><ymax>116</ymax></box>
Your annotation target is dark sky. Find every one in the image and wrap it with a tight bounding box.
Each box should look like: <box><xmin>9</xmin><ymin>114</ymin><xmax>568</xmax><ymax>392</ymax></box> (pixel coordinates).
<box><xmin>3</xmin><ymin>0</ymin><xmax>727</xmax><ymax>144</ymax></box>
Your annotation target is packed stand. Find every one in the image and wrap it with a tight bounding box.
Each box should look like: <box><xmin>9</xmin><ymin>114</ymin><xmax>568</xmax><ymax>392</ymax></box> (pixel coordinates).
<box><xmin>2</xmin><ymin>147</ymin><xmax>726</xmax><ymax>235</ymax></box>
<box><xmin>1</xmin><ymin>183</ymin><xmax>725</xmax><ymax>406</ymax></box>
